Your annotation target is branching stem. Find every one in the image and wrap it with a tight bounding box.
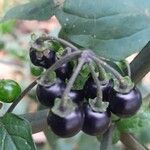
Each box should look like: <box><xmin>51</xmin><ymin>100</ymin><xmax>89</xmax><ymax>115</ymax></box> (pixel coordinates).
<box><xmin>37</xmin><ymin>36</ymin><xmax>81</xmax><ymax>52</ymax></box>
<box><xmin>91</xmin><ymin>55</ymin><xmax>126</xmax><ymax>88</ymax></box>
<box><xmin>39</xmin><ymin>51</ymin><xmax>81</xmax><ymax>85</ymax></box>
<box><xmin>88</xmin><ymin>62</ymin><xmax>103</xmax><ymax>105</ymax></box>
<box><xmin>61</xmin><ymin>57</ymin><xmax>85</xmax><ymax>107</ymax></box>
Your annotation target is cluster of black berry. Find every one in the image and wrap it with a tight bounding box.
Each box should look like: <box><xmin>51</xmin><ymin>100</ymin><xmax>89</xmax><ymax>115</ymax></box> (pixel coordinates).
<box><xmin>29</xmin><ymin>35</ymin><xmax>142</xmax><ymax>138</ymax></box>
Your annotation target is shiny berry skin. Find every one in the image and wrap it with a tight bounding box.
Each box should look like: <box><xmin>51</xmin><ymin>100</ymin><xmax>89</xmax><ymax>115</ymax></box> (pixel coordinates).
<box><xmin>84</xmin><ymin>75</ymin><xmax>113</xmax><ymax>102</ymax></box>
<box><xmin>36</xmin><ymin>79</ymin><xmax>65</xmax><ymax>107</ymax></box>
<box><xmin>0</xmin><ymin>79</ymin><xmax>21</xmax><ymax>103</ymax></box>
<box><xmin>82</xmin><ymin>103</ymin><xmax>110</xmax><ymax>136</ymax></box>
<box><xmin>55</xmin><ymin>62</ymin><xmax>73</xmax><ymax>81</ymax></box>
<box><xmin>29</xmin><ymin>47</ymin><xmax>56</xmax><ymax>69</ymax></box>
<box><xmin>47</xmin><ymin>107</ymin><xmax>84</xmax><ymax>138</ymax></box>
<box><xmin>69</xmin><ymin>90</ymin><xmax>84</xmax><ymax>105</ymax></box>
<box><xmin>108</xmin><ymin>87</ymin><xmax>142</xmax><ymax>117</ymax></box>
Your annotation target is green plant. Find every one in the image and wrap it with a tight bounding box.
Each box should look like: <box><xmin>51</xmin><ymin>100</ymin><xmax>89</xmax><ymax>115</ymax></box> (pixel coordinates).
<box><xmin>0</xmin><ymin>0</ymin><xmax>150</xmax><ymax>150</ymax></box>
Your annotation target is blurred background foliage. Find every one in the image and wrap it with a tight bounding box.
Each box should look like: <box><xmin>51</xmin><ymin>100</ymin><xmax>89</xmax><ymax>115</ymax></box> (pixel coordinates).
<box><xmin>0</xmin><ymin>0</ymin><xmax>150</xmax><ymax>150</ymax></box>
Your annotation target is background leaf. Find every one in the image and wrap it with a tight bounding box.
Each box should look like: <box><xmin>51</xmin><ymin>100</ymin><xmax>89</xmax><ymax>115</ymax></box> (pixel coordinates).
<box><xmin>3</xmin><ymin>0</ymin><xmax>55</xmax><ymax>21</ymax></box>
<box><xmin>0</xmin><ymin>113</ymin><xmax>36</xmax><ymax>150</ymax></box>
<box><xmin>56</xmin><ymin>0</ymin><xmax>150</xmax><ymax>60</ymax></box>
<box><xmin>116</xmin><ymin>104</ymin><xmax>150</xmax><ymax>134</ymax></box>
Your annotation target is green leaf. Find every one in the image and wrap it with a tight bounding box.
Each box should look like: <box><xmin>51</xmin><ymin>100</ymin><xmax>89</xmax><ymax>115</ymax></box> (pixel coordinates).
<box><xmin>116</xmin><ymin>105</ymin><xmax>150</xmax><ymax>134</ymax></box>
<box><xmin>56</xmin><ymin>0</ymin><xmax>150</xmax><ymax>60</ymax></box>
<box><xmin>3</xmin><ymin>0</ymin><xmax>55</xmax><ymax>21</ymax></box>
<box><xmin>112</xmin><ymin>127</ymin><xmax>120</xmax><ymax>144</ymax></box>
<box><xmin>0</xmin><ymin>20</ymin><xmax>16</xmax><ymax>33</ymax></box>
<box><xmin>106</xmin><ymin>60</ymin><xmax>129</xmax><ymax>76</ymax></box>
<box><xmin>0</xmin><ymin>113</ymin><xmax>36</xmax><ymax>150</ymax></box>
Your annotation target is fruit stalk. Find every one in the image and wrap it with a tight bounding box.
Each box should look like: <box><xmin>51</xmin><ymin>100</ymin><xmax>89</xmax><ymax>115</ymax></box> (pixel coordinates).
<box><xmin>88</xmin><ymin>62</ymin><xmax>103</xmax><ymax>106</ymax></box>
<box><xmin>36</xmin><ymin>36</ymin><xmax>81</xmax><ymax>52</ymax></box>
<box><xmin>96</xmin><ymin>63</ymin><xmax>108</xmax><ymax>81</ymax></box>
<box><xmin>100</xmin><ymin>124</ymin><xmax>114</xmax><ymax>150</ymax></box>
<box><xmin>124</xmin><ymin>60</ymin><xmax>131</xmax><ymax>77</ymax></box>
<box><xmin>39</xmin><ymin>51</ymin><xmax>81</xmax><ymax>85</ymax></box>
<box><xmin>91</xmin><ymin>55</ymin><xmax>127</xmax><ymax>89</ymax></box>
<box><xmin>61</xmin><ymin>57</ymin><xmax>85</xmax><ymax>107</ymax></box>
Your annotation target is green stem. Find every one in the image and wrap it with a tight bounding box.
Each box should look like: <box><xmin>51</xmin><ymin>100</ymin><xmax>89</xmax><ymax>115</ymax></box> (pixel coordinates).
<box><xmin>91</xmin><ymin>55</ymin><xmax>126</xmax><ymax>88</ymax></box>
<box><xmin>124</xmin><ymin>60</ymin><xmax>131</xmax><ymax>77</ymax></box>
<box><xmin>130</xmin><ymin>41</ymin><xmax>150</xmax><ymax>84</ymax></box>
<box><xmin>100</xmin><ymin>124</ymin><xmax>114</xmax><ymax>150</ymax></box>
<box><xmin>120</xmin><ymin>133</ymin><xmax>148</xmax><ymax>150</ymax></box>
<box><xmin>61</xmin><ymin>57</ymin><xmax>85</xmax><ymax>107</ymax></box>
<box><xmin>97</xmin><ymin>63</ymin><xmax>107</xmax><ymax>81</ymax></box>
<box><xmin>88</xmin><ymin>62</ymin><xmax>102</xmax><ymax>105</ymax></box>
<box><xmin>37</xmin><ymin>36</ymin><xmax>81</xmax><ymax>52</ymax></box>
<box><xmin>39</xmin><ymin>51</ymin><xmax>81</xmax><ymax>85</ymax></box>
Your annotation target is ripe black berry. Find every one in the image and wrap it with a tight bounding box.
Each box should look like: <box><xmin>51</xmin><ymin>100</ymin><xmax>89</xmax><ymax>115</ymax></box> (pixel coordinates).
<box><xmin>84</xmin><ymin>75</ymin><xmax>113</xmax><ymax>102</ymax></box>
<box><xmin>82</xmin><ymin>103</ymin><xmax>110</xmax><ymax>136</ymax></box>
<box><xmin>69</xmin><ymin>90</ymin><xmax>84</xmax><ymax>105</ymax></box>
<box><xmin>108</xmin><ymin>87</ymin><xmax>142</xmax><ymax>117</ymax></box>
<box><xmin>29</xmin><ymin>47</ymin><xmax>56</xmax><ymax>69</ymax></box>
<box><xmin>47</xmin><ymin>107</ymin><xmax>84</xmax><ymax>138</ymax></box>
<box><xmin>36</xmin><ymin>79</ymin><xmax>65</xmax><ymax>107</ymax></box>
<box><xmin>55</xmin><ymin>62</ymin><xmax>73</xmax><ymax>81</ymax></box>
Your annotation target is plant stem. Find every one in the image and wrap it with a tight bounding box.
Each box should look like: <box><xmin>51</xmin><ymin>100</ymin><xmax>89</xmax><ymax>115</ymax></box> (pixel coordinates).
<box><xmin>37</xmin><ymin>36</ymin><xmax>81</xmax><ymax>52</ymax></box>
<box><xmin>124</xmin><ymin>60</ymin><xmax>131</xmax><ymax>77</ymax></box>
<box><xmin>97</xmin><ymin>63</ymin><xmax>107</xmax><ymax>81</ymax></box>
<box><xmin>120</xmin><ymin>133</ymin><xmax>149</xmax><ymax>150</ymax></box>
<box><xmin>6</xmin><ymin>78</ymin><xmax>38</xmax><ymax>113</ymax></box>
<box><xmin>91</xmin><ymin>55</ymin><xmax>125</xmax><ymax>88</ymax></box>
<box><xmin>39</xmin><ymin>51</ymin><xmax>81</xmax><ymax>85</ymax></box>
<box><xmin>61</xmin><ymin>57</ymin><xmax>85</xmax><ymax>106</ymax></box>
<box><xmin>130</xmin><ymin>41</ymin><xmax>150</xmax><ymax>84</ymax></box>
<box><xmin>88</xmin><ymin>62</ymin><xmax>103</xmax><ymax>104</ymax></box>
<box><xmin>100</xmin><ymin>124</ymin><xmax>114</xmax><ymax>150</ymax></box>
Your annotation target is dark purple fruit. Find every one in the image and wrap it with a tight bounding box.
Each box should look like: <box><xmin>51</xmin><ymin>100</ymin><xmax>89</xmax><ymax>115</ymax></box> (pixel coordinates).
<box><xmin>69</xmin><ymin>90</ymin><xmax>84</xmax><ymax>105</ymax></box>
<box><xmin>82</xmin><ymin>103</ymin><xmax>110</xmax><ymax>136</ymax></box>
<box><xmin>36</xmin><ymin>79</ymin><xmax>65</xmax><ymax>107</ymax></box>
<box><xmin>108</xmin><ymin>87</ymin><xmax>142</xmax><ymax>117</ymax></box>
<box><xmin>84</xmin><ymin>75</ymin><xmax>113</xmax><ymax>102</ymax></box>
<box><xmin>47</xmin><ymin>107</ymin><xmax>84</xmax><ymax>138</ymax></box>
<box><xmin>55</xmin><ymin>62</ymin><xmax>73</xmax><ymax>81</ymax></box>
<box><xmin>29</xmin><ymin>47</ymin><xmax>56</xmax><ymax>69</ymax></box>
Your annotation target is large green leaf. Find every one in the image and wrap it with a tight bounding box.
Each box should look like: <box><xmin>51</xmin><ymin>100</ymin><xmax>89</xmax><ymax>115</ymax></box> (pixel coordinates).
<box><xmin>56</xmin><ymin>0</ymin><xmax>150</xmax><ymax>60</ymax></box>
<box><xmin>0</xmin><ymin>113</ymin><xmax>36</xmax><ymax>150</ymax></box>
<box><xmin>3</xmin><ymin>0</ymin><xmax>55</xmax><ymax>21</ymax></box>
<box><xmin>116</xmin><ymin>104</ymin><xmax>150</xmax><ymax>134</ymax></box>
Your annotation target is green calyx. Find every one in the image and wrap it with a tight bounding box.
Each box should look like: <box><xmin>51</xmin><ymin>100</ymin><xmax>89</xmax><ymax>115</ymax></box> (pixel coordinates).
<box><xmin>51</xmin><ymin>98</ymin><xmax>77</xmax><ymax>117</ymax></box>
<box><xmin>114</xmin><ymin>76</ymin><xmax>134</xmax><ymax>93</ymax></box>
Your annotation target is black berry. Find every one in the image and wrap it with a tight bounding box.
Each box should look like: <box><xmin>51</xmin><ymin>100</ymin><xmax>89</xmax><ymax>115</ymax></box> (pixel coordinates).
<box><xmin>108</xmin><ymin>87</ymin><xmax>142</xmax><ymax>117</ymax></box>
<box><xmin>82</xmin><ymin>103</ymin><xmax>110</xmax><ymax>136</ymax></box>
<box><xmin>68</xmin><ymin>90</ymin><xmax>84</xmax><ymax>105</ymax></box>
<box><xmin>84</xmin><ymin>75</ymin><xmax>113</xmax><ymax>102</ymax></box>
<box><xmin>29</xmin><ymin>47</ymin><xmax>56</xmax><ymax>69</ymax></box>
<box><xmin>47</xmin><ymin>107</ymin><xmax>84</xmax><ymax>138</ymax></box>
<box><xmin>55</xmin><ymin>62</ymin><xmax>73</xmax><ymax>81</ymax></box>
<box><xmin>36</xmin><ymin>79</ymin><xmax>65</xmax><ymax>107</ymax></box>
